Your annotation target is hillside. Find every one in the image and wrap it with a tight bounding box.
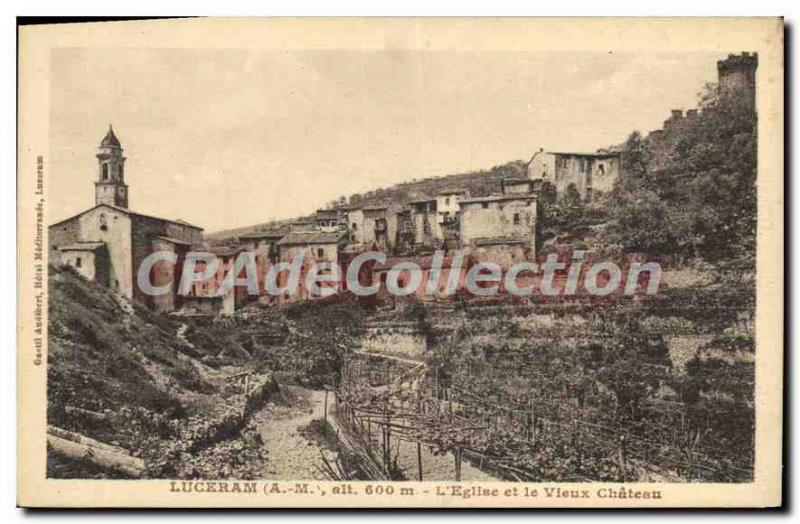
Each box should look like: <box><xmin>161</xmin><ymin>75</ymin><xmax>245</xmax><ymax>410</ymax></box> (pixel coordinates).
<box><xmin>46</xmin><ymin>265</ymin><xmax>273</xmax><ymax>479</ymax></box>
<box><xmin>205</xmin><ymin>159</ymin><xmax>528</xmax><ymax>241</ymax></box>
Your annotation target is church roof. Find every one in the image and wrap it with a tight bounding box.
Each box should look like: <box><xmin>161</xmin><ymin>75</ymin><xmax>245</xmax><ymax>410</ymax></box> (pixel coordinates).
<box><xmin>49</xmin><ymin>203</ymin><xmax>204</xmax><ymax>231</ymax></box>
<box><xmin>59</xmin><ymin>241</ymin><xmax>106</xmax><ymax>251</ymax></box>
<box><xmin>100</xmin><ymin>126</ymin><xmax>121</xmax><ymax>148</ymax></box>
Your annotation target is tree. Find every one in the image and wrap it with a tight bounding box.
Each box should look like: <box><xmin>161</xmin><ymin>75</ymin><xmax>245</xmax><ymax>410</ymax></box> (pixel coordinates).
<box><xmin>605</xmin><ymin>83</ymin><xmax>756</xmax><ymax>265</ymax></box>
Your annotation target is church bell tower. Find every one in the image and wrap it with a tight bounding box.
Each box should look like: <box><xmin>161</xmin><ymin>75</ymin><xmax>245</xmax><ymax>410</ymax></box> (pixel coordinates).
<box><xmin>95</xmin><ymin>125</ymin><xmax>129</xmax><ymax>208</ymax></box>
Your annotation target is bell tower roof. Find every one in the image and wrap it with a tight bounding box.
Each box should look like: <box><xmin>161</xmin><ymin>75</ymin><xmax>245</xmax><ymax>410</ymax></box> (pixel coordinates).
<box><xmin>100</xmin><ymin>125</ymin><xmax>121</xmax><ymax>148</ymax></box>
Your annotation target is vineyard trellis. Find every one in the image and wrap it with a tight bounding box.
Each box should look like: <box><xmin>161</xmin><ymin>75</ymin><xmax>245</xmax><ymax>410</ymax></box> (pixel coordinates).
<box><xmin>331</xmin><ymin>345</ymin><xmax>753</xmax><ymax>483</ymax></box>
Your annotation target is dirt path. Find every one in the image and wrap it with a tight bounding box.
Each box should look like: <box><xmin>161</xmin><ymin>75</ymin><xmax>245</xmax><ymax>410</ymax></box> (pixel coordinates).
<box><xmin>255</xmin><ymin>388</ymin><xmax>335</xmax><ymax>480</ymax></box>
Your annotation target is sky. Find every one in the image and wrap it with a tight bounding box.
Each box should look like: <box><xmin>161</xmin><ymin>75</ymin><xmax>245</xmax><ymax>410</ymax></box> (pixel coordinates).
<box><xmin>49</xmin><ymin>48</ymin><xmax>724</xmax><ymax>232</ymax></box>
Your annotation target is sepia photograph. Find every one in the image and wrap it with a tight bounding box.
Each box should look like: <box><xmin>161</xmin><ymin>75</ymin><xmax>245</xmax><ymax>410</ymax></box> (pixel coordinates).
<box><xmin>16</xmin><ymin>17</ymin><xmax>783</xmax><ymax>508</ymax></box>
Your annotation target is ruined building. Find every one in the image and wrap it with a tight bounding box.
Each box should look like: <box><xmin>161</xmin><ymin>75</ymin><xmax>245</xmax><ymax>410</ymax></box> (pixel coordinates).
<box><xmin>528</xmin><ymin>150</ymin><xmax>621</xmax><ymax>202</ymax></box>
<box><xmin>718</xmin><ymin>52</ymin><xmax>758</xmax><ymax>107</ymax></box>
<box><xmin>647</xmin><ymin>52</ymin><xmax>758</xmax><ymax>170</ymax></box>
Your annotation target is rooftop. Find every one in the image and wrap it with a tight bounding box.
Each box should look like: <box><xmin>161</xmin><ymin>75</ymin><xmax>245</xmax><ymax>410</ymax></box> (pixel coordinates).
<box><xmin>154</xmin><ymin>236</ymin><xmax>193</xmax><ymax>246</ymax></box>
<box><xmin>100</xmin><ymin>125</ymin><xmax>121</xmax><ymax>148</ymax></box>
<box><xmin>59</xmin><ymin>241</ymin><xmax>106</xmax><ymax>251</ymax></box>
<box><xmin>49</xmin><ymin>203</ymin><xmax>204</xmax><ymax>231</ymax></box>
<box><xmin>459</xmin><ymin>193</ymin><xmax>537</xmax><ymax>205</ymax></box>
<box><xmin>276</xmin><ymin>231</ymin><xmax>345</xmax><ymax>246</ymax></box>
<box><xmin>547</xmin><ymin>151</ymin><xmax>620</xmax><ymax>158</ymax></box>
<box><xmin>473</xmin><ymin>236</ymin><xmax>527</xmax><ymax>247</ymax></box>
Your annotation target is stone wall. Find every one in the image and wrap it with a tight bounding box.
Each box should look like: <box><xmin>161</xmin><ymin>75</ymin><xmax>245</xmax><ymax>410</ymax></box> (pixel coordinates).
<box><xmin>361</xmin><ymin>322</ymin><xmax>427</xmax><ymax>357</ymax></box>
<box><xmin>460</xmin><ymin>199</ymin><xmax>537</xmax><ymax>250</ymax></box>
<box><xmin>77</xmin><ymin>207</ymin><xmax>133</xmax><ymax>298</ymax></box>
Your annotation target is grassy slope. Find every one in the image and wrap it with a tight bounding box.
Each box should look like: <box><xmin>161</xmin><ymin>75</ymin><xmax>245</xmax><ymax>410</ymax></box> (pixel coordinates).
<box><xmin>47</xmin><ymin>265</ymin><xmax>217</xmax><ymax>442</ymax></box>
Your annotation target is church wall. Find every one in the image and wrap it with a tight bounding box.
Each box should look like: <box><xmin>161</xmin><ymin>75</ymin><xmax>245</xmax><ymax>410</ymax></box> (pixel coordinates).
<box><xmin>77</xmin><ymin>207</ymin><xmax>133</xmax><ymax>298</ymax></box>
<box><xmin>129</xmin><ymin>215</ymin><xmax>174</xmax><ymax>305</ymax></box>
<box><xmin>48</xmin><ymin>218</ymin><xmax>81</xmax><ymax>264</ymax></box>
<box><xmin>163</xmin><ymin>221</ymin><xmax>203</xmax><ymax>244</ymax></box>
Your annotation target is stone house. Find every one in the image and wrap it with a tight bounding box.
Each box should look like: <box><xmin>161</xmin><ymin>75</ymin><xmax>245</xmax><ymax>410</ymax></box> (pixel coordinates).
<box><xmin>180</xmin><ymin>245</ymin><xmax>239</xmax><ymax>316</ymax></box>
<box><xmin>314</xmin><ymin>209</ymin><xmax>340</xmax><ymax>232</ymax></box>
<box><xmin>435</xmin><ymin>188</ymin><xmax>467</xmax><ymax>229</ymax></box>
<box><xmin>345</xmin><ymin>207</ymin><xmax>365</xmax><ymax>244</ymax></box>
<box><xmin>361</xmin><ymin>203</ymin><xmax>401</xmax><ymax>251</ymax></box>
<box><xmin>275</xmin><ymin>230</ymin><xmax>347</xmax><ymax>302</ymax></box>
<box><xmin>458</xmin><ymin>177</ymin><xmax>539</xmax><ymax>257</ymax></box>
<box><xmin>528</xmin><ymin>150</ymin><xmax>620</xmax><ymax>202</ymax></box>
<box><xmin>407</xmin><ymin>197</ymin><xmax>443</xmax><ymax>246</ymax></box>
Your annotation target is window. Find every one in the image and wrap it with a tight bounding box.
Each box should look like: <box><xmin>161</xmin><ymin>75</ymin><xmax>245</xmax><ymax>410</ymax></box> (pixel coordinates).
<box><xmin>317</xmin><ymin>247</ymin><xmax>324</xmax><ymax>258</ymax></box>
<box><xmin>99</xmin><ymin>213</ymin><xmax>108</xmax><ymax>231</ymax></box>
<box><xmin>119</xmin><ymin>164</ymin><xmax>124</xmax><ymax>178</ymax></box>
<box><xmin>101</xmin><ymin>164</ymin><xmax>109</xmax><ymax>180</ymax></box>
<box><xmin>482</xmin><ymin>202</ymin><xmax>489</xmax><ymax>209</ymax></box>
<box><xmin>513</xmin><ymin>213</ymin><xmax>521</xmax><ymax>225</ymax></box>
<box><xmin>445</xmin><ymin>197</ymin><xmax>451</xmax><ymax>205</ymax></box>
<box><xmin>352</xmin><ymin>223</ymin><xmax>358</xmax><ymax>231</ymax></box>
<box><xmin>75</xmin><ymin>257</ymin><xmax>82</xmax><ymax>268</ymax></box>
<box><xmin>598</xmin><ymin>163</ymin><xmax>605</xmax><ymax>176</ymax></box>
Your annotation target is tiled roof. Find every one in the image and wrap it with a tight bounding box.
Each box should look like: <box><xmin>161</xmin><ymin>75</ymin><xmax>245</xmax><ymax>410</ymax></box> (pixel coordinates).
<box><xmin>473</xmin><ymin>236</ymin><xmax>527</xmax><ymax>246</ymax></box>
<box><xmin>154</xmin><ymin>236</ymin><xmax>192</xmax><ymax>246</ymax></box>
<box><xmin>276</xmin><ymin>231</ymin><xmax>345</xmax><ymax>246</ymax></box>
<box><xmin>547</xmin><ymin>151</ymin><xmax>620</xmax><ymax>158</ymax></box>
<box><xmin>49</xmin><ymin>204</ymin><xmax>204</xmax><ymax>230</ymax></box>
<box><xmin>100</xmin><ymin>125</ymin><xmax>121</xmax><ymax>148</ymax></box>
<box><xmin>436</xmin><ymin>188</ymin><xmax>467</xmax><ymax>196</ymax></box>
<box><xmin>459</xmin><ymin>194</ymin><xmax>536</xmax><ymax>204</ymax></box>
<box><xmin>59</xmin><ymin>241</ymin><xmax>106</xmax><ymax>251</ymax></box>
<box><xmin>206</xmin><ymin>245</ymin><xmax>240</xmax><ymax>257</ymax></box>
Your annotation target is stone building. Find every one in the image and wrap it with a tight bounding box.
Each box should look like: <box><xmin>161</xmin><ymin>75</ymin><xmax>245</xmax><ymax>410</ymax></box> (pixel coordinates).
<box><xmin>717</xmin><ymin>52</ymin><xmax>757</xmax><ymax>106</ymax></box>
<box><xmin>49</xmin><ymin>127</ymin><xmax>204</xmax><ymax>312</ymax></box>
<box><xmin>528</xmin><ymin>150</ymin><xmax>620</xmax><ymax>202</ymax></box>
<box><xmin>275</xmin><ymin>230</ymin><xmax>347</xmax><ymax>302</ymax></box>
<box><xmin>646</xmin><ymin>53</ymin><xmax>758</xmax><ymax>171</ymax></box>
<box><xmin>345</xmin><ymin>207</ymin><xmax>365</xmax><ymax>244</ymax></box>
<box><xmin>361</xmin><ymin>203</ymin><xmax>401</xmax><ymax>251</ymax></box>
<box><xmin>407</xmin><ymin>197</ymin><xmax>444</xmax><ymax>246</ymax></box>
<box><xmin>181</xmin><ymin>245</ymin><xmax>239</xmax><ymax>316</ymax></box>
<box><xmin>237</xmin><ymin>227</ymin><xmax>288</xmax><ymax>304</ymax></box>
<box><xmin>435</xmin><ymin>189</ymin><xmax>467</xmax><ymax>229</ymax></box>
<box><xmin>314</xmin><ymin>209</ymin><xmax>340</xmax><ymax>231</ymax></box>
<box><xmin>458</xmin><ymin>179</ymin><xmax>539</xmax><ymax>257</ymax></box>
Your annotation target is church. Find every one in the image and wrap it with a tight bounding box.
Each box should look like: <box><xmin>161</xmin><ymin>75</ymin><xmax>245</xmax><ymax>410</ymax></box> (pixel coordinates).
<box><xmin>49</xmin><ymin>127</ymin><xmax>205</xmax><ymax>312</ymax></box>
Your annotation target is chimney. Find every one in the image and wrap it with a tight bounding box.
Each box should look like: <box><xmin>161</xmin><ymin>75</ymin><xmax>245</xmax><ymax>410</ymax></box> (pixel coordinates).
<box><xmin>671</xmin><ymin>109</ymin><xmax>683</xmax><ymax>119</ymax></box>
<box><xmin>686</xmin><ymin>109</ymin><xmax>698</xmax><ymax>119</ymax></box>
